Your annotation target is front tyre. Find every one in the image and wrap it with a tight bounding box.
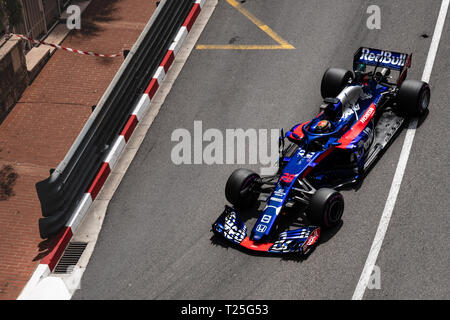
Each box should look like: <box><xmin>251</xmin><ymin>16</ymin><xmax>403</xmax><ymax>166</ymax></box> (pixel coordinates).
<box><xmin>321</xmin><ymin>68</ymin><xmax>354</xmax><ymax>99</ymax></box>
<box><xmin>306</xmin><ymin>188</ymin><xmax>344</xmax><ymax>228</ymax></box>
<box><xmin>397</xmin><ymin>80</ymin><xmax>430</xmax><ymax>117</ymax></box>
<box><xmin>225</xmin><ymin>169</ymin><xmax>260</xmax><ymax>208</ymax></box>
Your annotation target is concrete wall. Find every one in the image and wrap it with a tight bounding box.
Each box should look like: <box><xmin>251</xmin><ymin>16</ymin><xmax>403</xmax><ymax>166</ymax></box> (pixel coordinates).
<box><xmin>0</xmin><ymin>37</ymin><xmax>29</xmax><ymax>124</ymax></box>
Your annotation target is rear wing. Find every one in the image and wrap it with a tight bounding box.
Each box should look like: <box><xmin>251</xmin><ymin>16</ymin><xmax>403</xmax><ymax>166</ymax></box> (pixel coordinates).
<box><xmin>353</xmin><ymin>47</ymin><xmax>412</xmax><ymax>85</ymax></box>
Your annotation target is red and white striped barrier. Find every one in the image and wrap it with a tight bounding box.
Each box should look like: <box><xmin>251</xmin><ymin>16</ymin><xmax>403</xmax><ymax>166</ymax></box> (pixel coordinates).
<box><xmin>9</xmin><ymin>33</ymin><xmax>123</xmax><ymax>58</ymax></box>
<box><xmin>19</xmin><ymin>0</ymin><xmax>206</xmax><ymax>299</ymax></box>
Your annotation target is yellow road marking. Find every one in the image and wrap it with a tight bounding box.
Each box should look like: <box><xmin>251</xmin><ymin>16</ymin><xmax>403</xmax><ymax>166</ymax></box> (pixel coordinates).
<box><xmin>196</xmin><ymin>0</ymin><xmax>295</xmax><ymax>50</ymax></box>
<box><xmin>196</xmin><ymin>44</ymin><xmax>294</xmax><ymax>50</ymax></box>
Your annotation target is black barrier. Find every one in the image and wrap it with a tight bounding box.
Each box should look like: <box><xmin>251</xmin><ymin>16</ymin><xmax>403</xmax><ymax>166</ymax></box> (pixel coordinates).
<box><xmin>36</xmin><ymin>0</ymin><xmax>194</xmax><ymax>239</ymax></box>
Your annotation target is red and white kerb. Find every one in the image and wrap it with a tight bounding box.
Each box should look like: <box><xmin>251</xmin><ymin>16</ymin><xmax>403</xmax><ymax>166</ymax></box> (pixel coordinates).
<box><xmin>38</xmin><ymin>0</ymin><xmax>207</xmax><ymax>273</ymax></box>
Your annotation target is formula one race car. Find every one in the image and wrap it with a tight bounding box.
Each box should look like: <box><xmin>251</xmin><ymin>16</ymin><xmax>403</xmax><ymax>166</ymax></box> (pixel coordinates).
<box><xmin>212</xmin><ymin>47</ymin><xmax>430</xmax><ymax>255</ymax></box>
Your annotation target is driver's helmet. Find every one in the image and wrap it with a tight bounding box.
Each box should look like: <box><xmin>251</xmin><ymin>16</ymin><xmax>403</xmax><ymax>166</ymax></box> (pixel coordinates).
<box><xmin>313</xmin><ymin>120</ymin><xmax>333</xmax><ymax>134</ymax></box>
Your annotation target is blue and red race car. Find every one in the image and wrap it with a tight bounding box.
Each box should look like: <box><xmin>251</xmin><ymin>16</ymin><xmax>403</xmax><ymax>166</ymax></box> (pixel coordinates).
<box><xmin>212</xmin><ymin>47</ymin><xmax>431</xmax><ymax>255</ymax></box>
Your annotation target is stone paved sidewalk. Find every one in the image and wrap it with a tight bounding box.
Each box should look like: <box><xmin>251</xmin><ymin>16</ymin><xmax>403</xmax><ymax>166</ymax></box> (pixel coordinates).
<box><xmin>0</xmin><ymin>0</ymin><xmax>158</xmax><ymax>300</ymax></box>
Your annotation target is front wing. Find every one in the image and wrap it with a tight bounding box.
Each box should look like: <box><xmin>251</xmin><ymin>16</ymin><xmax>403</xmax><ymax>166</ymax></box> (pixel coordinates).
<box><xmin>212</xmin><ymin>206</ymin><xmax>320</xmax><ymax>254</ymax></box>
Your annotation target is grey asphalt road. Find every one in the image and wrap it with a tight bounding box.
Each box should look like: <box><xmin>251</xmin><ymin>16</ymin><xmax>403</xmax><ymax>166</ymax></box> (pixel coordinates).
<box><xmin>74</xmin><ymin>0</ymin><xmax>449</xmax><ymax>299</ymax></box>
<box><xmin>364</xmin><ymin>12</ymin><xmax>450</xmax><ymax>299</ymax></box>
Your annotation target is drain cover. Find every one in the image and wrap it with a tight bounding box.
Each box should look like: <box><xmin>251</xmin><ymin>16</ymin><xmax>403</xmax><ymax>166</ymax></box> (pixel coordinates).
<box><xmin>54</xmin><ymin>242</ymin><xmax>88</xmax><ymax>274</ymax></box>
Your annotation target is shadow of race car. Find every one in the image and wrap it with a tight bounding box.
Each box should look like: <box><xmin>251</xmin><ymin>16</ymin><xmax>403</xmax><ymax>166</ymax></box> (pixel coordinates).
<box><xmin>212</xmin><ymin>47</ymin><xmax>430</xmax><ymax>255</ymax></box>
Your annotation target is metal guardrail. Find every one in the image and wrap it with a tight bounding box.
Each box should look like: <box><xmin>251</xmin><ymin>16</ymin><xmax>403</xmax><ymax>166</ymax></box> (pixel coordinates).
<box><xmin>36</xmin><ymin>0</ymin><xmax>194</xmax><ymax>239</ymax></box>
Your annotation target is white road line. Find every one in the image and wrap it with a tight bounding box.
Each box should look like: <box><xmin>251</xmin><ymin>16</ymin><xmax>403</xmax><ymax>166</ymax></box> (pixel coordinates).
<box><xmin>352</xmin><ymin>0</ymin><xmax>450</xmax><ymax>300</ymax></box>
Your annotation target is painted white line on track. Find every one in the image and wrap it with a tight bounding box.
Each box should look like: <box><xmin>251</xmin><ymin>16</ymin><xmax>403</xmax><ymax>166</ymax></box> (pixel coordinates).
<box><xmin>352</xmin><ymin>0</ymin><xmax>450</xmax><ymax>300</ymax></box>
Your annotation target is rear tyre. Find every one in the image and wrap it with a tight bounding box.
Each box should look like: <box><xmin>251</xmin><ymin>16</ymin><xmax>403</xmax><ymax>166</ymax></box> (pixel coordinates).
<box><xmin>306</xmin><ymin>188</ymin><xmax>344</xmax><ymax>228</ymax></box>
<box><xmin>321</xmin><ymin>68</ymin><xmax>354</xmax><ymax>99</ymax></box>
<box><xmin>397</xmin><ymin>80</ymin><xmax>430</xmax><ymax>117</ymax></box>
<box><xmin>225</xmin><ymin>169</ymin><xmax>260</xmax><ymax>208</ymax></box>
